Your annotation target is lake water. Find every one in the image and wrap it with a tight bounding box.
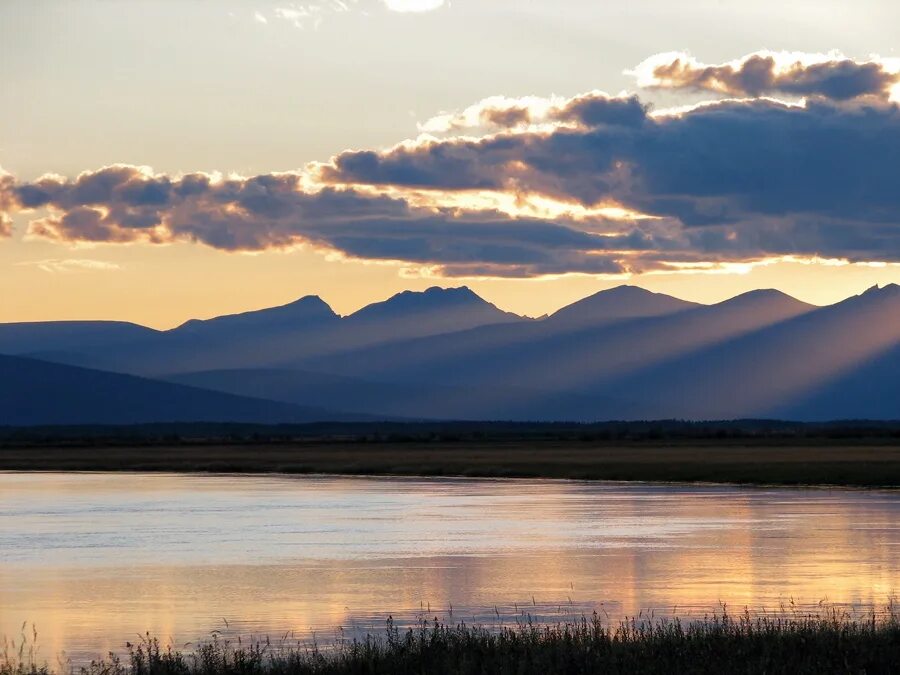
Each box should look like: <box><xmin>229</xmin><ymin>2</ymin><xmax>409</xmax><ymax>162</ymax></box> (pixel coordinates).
<box><xmin>1</xmin><ymin>472</ymin><xmax>899</xmax><ymax>662</ymax></box>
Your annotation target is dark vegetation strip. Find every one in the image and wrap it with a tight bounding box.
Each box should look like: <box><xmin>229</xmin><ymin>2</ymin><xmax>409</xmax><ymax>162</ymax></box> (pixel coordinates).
<box><xmin>2</xmin><ymin>437</ymin><xmax>900</xmax><ymax>486</ymax></box>
<box><xmin>3</xmin><ymin>419</ymin><xmax>900</xmax><ymax>445</ymax></box>
<box><xmin>4</xmin><ymin>612</ymin><xmax>900</xmax><ymax>675</ymax></box>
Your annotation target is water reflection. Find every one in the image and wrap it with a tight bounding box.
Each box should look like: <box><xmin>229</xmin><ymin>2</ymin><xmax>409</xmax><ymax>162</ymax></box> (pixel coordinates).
<box><xmin>0</xmin><ymin>473</ymin><xmax>898</xmax><ymax>661</ymax></box>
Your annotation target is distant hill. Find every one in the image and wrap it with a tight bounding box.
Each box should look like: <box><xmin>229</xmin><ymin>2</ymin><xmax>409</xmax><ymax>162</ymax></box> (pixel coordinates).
<box><xmin>0</xmin><ymin>354</ymin><xmax>359</xmax><ymax>425</ymax></box>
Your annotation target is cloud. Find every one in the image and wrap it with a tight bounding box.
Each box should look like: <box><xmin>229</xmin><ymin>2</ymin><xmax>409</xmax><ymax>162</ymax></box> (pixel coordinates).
<box><xmin>0</xmin><ymin>165</ymin><xmax>651</xmax><ymax>277</ymax></box>
<box><xmin>383</xmin><ymin>0</ymin><xmax>445</xmax><ymax>12</ymax></box>
<box><xmin>419</xmin><ymin>92</ymin><xmax>646</xmax><ymax>133</ymax></box>
<box><xmin>269</xmin><ymin>1</ymin><xmax>353</xmax><ymax>29</ymax></box>
<box><xmin>264</xmin><ymin>0</ymin><xmax>442</xmax><ymax>28</ymax></box>
<box><xmin>324</xmin><ymin>90</ymin><xmax>900</xmax><ymax>264</ymax></box>
<box><xmin>17</xmin><ymin>258</ymin><xmax>122</xmax><ymax>273</ymax></box>
<box><xmin>5</xmin><ymin>54</ymin><xmax>900</xmax><ymax>278</ymax></box>
<box><xmin>0</xmin><ymin>170</ymin><xmax>15</xmax><ymax>238</ymax></box>
<box><xmin>631</xmin><ymin>51</ymin><xmax>900</xmax><ymax>101</ymax></box>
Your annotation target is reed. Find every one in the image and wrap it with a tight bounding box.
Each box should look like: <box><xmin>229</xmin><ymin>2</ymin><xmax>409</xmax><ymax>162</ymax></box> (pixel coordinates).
<box><xmin>3</xmin><ymin>607</ymin><xmax>900</xmax><ymax>675</ymax></box>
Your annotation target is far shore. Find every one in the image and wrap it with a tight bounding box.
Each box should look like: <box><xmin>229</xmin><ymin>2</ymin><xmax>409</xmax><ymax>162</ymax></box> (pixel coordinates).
<box><xmin>3</xmin><ymin>437</ymin><xmax>900</xmax><ymax>487</ymax></box>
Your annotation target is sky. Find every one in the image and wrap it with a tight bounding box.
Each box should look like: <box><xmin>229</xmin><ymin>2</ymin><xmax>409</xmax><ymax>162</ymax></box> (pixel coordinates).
<box><xmin>2</xmin><ymin>0</ymin><xmax>900</xmax><ymax>328</ymax></box>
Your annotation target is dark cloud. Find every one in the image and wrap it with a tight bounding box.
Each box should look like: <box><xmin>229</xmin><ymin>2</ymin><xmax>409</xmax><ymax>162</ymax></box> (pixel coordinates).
<box><xmin>422</xmin><ymin>93</ymin><xmax>647</xmax><ymax>133</ymax></box>
<box><xmin>550</xmin><ymin>93</ymin><xmax>649</xmax><ymax>128</ymax></box>
<box><xmin>4</xmin><ymin>78</ymin><xmax>900</xmax><ymax>277</ymax></box>
<box><xmin>0</xmin><ymin>165</ymin><xmax>644</xmax><ymax>277</ymax></box>
<box><xmin>325</xmin><ymin>94</ymin><xmax>900</xmax><ymax>263</ymax></box>
<box><xmin>634</xmin><ymin>52</ymin><xmax>899</xmax><ymax>101</ymax></box>
<box><xmin>480</xmin><ymin>106</ymin><xmax>532</xmax><ymax>128</ymax></box>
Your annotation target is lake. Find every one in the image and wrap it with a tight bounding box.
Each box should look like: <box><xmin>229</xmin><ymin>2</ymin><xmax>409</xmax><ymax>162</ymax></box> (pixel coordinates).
<box><xmin>1</xmin><ymin>472</ymin><xmax>898</xmax><ymax>662</ymax></box>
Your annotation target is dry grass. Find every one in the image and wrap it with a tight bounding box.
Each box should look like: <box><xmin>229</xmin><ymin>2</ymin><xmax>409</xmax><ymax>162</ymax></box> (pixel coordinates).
<box><xmin>4</xmin><ymin>608</ymin><xmax>900</xmax><ymax>675</ymax></box>
<box><xmin>2</xmin><ymin>439</ymin><xmax>900</xmax><ymax>486</ymax></box>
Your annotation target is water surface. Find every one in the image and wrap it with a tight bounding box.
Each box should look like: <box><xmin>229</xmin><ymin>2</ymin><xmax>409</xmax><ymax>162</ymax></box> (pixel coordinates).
<box><xmin>1</xmin><ymin>472</ymin><xmax>898</xmax><ymax>661</ymax></box>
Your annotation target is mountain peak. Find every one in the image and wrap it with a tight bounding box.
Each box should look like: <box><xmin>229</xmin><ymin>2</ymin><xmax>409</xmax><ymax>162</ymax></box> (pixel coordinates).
<box><xmin>862</xmin><ymin>283</ymin><xmax>900</xmax><ymax>297</ymax></box>
<box><xmin>713</xmin><ymin>288</ymin><xmax>813</xmax><ymax>310</ymax></box>
<box><xmin>550</xmin><ymin>285</ymin><xmax>698</xmax><ymax>325</ymax></box>
<box><xmin>700</xmin><ymin>289</ymin><xmax>814</xmax><ymax>328</ymax></box>
<box><xmin>427</xmin><ymin>284</ymin><xmax>477</xmax><ymax>296</ymax></box>
<box><xmin>353</xmin><ymin>286</ymin><xmax>494</xmax><ymax>317</ymax></box>
<box><xmin>282</xmin><ymin>294</ymin><xmax>333</xmax><ymax>311</ymax></box>
<box><xmin>174</xmin><ymin>294</ymin><xmax>338</xmax><ymax>334</ymax></box>
<box><xmin>600</xmin><ymin>284</ymin><xmax>654</xmax><ymax>295</ymax></box>
<box><xmin>839</xmin><ymin>283</ymin><xmax>900</xmax><ymax>311</ymax></box>
<box><xmin>394</xmin><ymin>285</ymin><xmax>480</xmax><ymax>302</ymax></box>
<box><xmin>348</xmin><ymin>285</ymin><xmax>522</xmax><ymax>333</ymax></box>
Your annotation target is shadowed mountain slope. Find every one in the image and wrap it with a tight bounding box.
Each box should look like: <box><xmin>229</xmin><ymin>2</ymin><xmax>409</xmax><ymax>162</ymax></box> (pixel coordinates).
<box><xmin>168</xmin><ymin>367</ymin><xmax>637</xmax><ymax>421</ymax></box>
<box><xmin>0</xmin><ymin>354</ymin><xmax>358</xmax><ymax>425</ymax></box>
<box><xmin>772</xmin><ymin>342</ymin><xmax>900</xmax><ymax>421</ymax></box>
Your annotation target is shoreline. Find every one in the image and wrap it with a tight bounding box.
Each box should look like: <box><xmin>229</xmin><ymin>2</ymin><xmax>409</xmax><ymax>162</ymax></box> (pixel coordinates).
<box><xmin>5</xmin><ymin>467</ymin><xmax>900</xmax><ymax>493</ymax></box>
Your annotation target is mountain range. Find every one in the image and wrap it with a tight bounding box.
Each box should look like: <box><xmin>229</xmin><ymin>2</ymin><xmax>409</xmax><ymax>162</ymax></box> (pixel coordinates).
<box><xmin>1</xmin><ymin>283</ymin><xmax>898</xmax><ymax>425</ymax></box>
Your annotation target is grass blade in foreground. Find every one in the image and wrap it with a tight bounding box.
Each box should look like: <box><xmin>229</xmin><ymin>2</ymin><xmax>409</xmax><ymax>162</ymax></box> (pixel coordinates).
<box><xmin>4</xmin><ymin>609</ymin><xmax>900</xmax><ymax>675</ymax></box>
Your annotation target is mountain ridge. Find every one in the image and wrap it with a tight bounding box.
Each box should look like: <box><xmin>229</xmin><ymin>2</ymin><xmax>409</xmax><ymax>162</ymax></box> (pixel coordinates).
<box><xmin>0</xmin><ymin>284</ymin><xmax>896</xmax><ymax>424</ymax></box>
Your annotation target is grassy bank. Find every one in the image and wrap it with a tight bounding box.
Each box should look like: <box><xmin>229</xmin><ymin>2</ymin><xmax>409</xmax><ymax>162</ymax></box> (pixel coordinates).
<box><xmin>4</xmin><ymin>611</ymin><xmax>900</xmax><ymax>675</ymax></box>
<box><xmin>2</xmin><ymin>438</ymin><xmax>900</xmax><ymax>486</ymax></box>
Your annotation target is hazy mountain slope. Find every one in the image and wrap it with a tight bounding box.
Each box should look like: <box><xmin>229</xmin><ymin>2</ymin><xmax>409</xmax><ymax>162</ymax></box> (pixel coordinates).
<box><xmin>190</xmin><ymin>282</ymin><xmax>895</xmax><ymax>422</ymax></box>
<box><xmin>601</xmin><ymin>284</ymin><xmax>900</xmax><ymax>420</ymax></box>
<box><xmin>168</xmin><ymin>368</ymin><xmax>638</xmax><ymax>421</ymax></box>
<box><xmin>771</xmin><ymin>342</ymin><xmax>900</xmax><ymax>421</ymax></box>
<box><xmin>297</xmin><ymin>288</ymin><xmax>815</xmax><ymax>392</ymax></box>
<box><xmin>121</xmin><ymin>295</ymin><xmax>346</xmax><ymax>375</ymax></box>
<box><xmin>0</xmin><ymin>355</ymin><xmax>359</xmax><ymax>426</ymax></box>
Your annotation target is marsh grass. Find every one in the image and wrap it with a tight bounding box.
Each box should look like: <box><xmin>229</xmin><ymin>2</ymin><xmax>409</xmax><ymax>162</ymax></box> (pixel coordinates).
<box><xmin>3</xmin><ymin>606</ymin><xmax>900</xmax><ymax>675</ymax></box>
<box><xmin>6</xmin><ymin>440</ymin><xmax>900</xmax><ymax>487</ymax></box>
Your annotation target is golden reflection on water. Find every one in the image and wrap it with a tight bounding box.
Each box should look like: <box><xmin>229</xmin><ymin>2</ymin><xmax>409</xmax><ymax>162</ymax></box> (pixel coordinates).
<box><xmin>1</xmin><ymin>473</ymin><xmax>898</xmax><ymax>661</ymax></box>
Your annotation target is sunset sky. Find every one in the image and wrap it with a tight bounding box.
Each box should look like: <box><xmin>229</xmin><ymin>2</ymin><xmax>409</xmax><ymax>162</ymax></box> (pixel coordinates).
<box><xmin>2</xmin><ymin>0</ymin><xmax>900</xmax><ymax>328</ymax></box>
